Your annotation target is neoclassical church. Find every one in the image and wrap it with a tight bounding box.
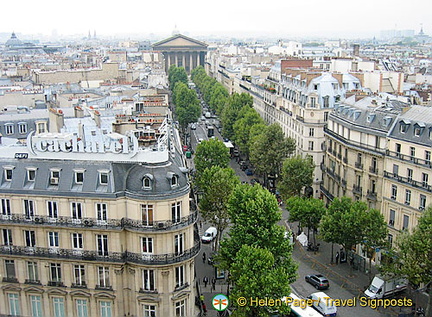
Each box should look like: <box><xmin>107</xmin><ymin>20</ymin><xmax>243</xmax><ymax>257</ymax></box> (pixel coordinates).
<box><xmin>153</xmin><ymin>32</ymin><xmax>208</xmax><ymax>73</ymax></box>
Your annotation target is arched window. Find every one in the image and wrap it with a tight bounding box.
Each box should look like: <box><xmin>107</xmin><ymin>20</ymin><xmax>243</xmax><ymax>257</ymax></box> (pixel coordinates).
<box><xmin>142</xmin><ymin>174</ymin><xmax>153</xmax><ymax>190</ymax></box>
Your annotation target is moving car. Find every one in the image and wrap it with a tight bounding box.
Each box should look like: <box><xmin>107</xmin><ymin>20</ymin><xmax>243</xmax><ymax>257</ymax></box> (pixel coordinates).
<box><xmin>201</xmin><ymin>227</ymin><xmax>217</xmax><ymax>243</ymax></box>
<box><xmin>307</xmin><ymin>292</ymin><xmax>337</xmax><ymax>316</ymax></box>
<box><xmin>305</xmin><ymin>274</ymin><xmax>330</xmax><ymax>290</ymax></box>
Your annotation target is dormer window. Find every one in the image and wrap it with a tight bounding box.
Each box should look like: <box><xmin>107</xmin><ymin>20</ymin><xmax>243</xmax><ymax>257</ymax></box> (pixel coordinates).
<box><xmin>167</xmin><ymin>172</ymin><xmax>179</xmax><ymax>188</ymax></box>
<box><xmin>26</xmin><ymin>167</ymin><xmax>37</xmax><ymax>182</ymax></box>
<box><xmin>98</xmin><ymin>170</ymin><xmax>110</xmax><ymax>186</ymax></box>
<box><xmin>4</xmin><ymin>123</ymin><xmax>14</xmax><ymax>135</ymax></box>
<box><xmin>400</xmin><ymin>120</ymin><xmax>410</xmax><ymax>134</ymax></box>
<box><xmin>3</xmin><ymin>166</ymin><xmax>14</xmax><ymax>182</ymax></box>
<box><xmin>143</xmin><ymin>174</ymin><xmax>153</xmax><ymax>190</ymax></box>
<box><xmin>74</xmin><ymin>169</ymin><xmax>85</xmax><ymax>184</ymax></box>
<box><xmin>50</xmin><ymin>168</ymin><xmax>61</xmax><ymax>185</ymax></box>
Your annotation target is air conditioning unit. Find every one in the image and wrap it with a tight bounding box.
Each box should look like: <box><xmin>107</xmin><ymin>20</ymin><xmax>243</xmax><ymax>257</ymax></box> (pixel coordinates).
<box><xmin>50</xmin><ymin>178</ymin><xmax>59</xmax><ymax>185</ymax></box>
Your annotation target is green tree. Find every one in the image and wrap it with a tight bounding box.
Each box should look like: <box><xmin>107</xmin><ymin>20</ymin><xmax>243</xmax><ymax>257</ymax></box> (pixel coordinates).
<box><xmin>233</xmin><ymin>107</ymin><xmax>265</xmax><ymax>158</ymax></box>
<box><xmin>209</xmin><ymin>83</ymin><xmax>229</xmax><ymax>114</ymax></box>
<box><xmin>320</xmin><ymin>197</ymin><xmax>369</xmax><ymax>271</ymax></box>
<box><xmin>197</xmin><ymin>166</ymin><xmax>240</xmax><ymax>251</ymax></box>
<box><xmin>381</xmin><ymin>207</ymin><xmax>432</xmax><ymax>316</ymax></box>
<box><xmin>172</xmin><ymin>82</ymin><xmax>200</xmax><ymax>133</ymax></box>
<box><xmin>219</xmin><ymin>185</ymin><xmax>297</xmax><ymax>316</ymax></box>
<box><xmin>362</xmin><ymin>209</ymin><xmax>388</xmax><ymax>276</ymax></box>
<box><xmin>278</xmin><ymin>155</ymin><xmax>315</xmax><ymax>198</ymax></box>
<box><xmin>286</xmin><ymin>196</ymin><xmax>325</xmax><ymax>245</ymax></box>
<box><xmin>194</xmin><ymin>138</ymin><xmax>230</xmax><ymax>177</ymax></box>
<box><xmin>221</xmin><ymin>93</ymin><xmax>253</xmax><ymax>139</ymax></box>
<box><xmin>168</xmin><ymin>65</ymin><xmax>188</xmax><ymax>91</ymax></box>
<box><xmin>230</xmin><ymin>246</ymin><xmax>292</xmax><ymax>317</ymax></box>
<box><xmin>249</xmin><ymin>124</ymin><xmax>295</xmax><ymax>187</ymax></box>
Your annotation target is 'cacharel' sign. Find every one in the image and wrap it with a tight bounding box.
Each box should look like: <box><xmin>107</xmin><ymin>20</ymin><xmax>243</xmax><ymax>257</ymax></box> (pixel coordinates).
<box><xmin>27</xmin><ymin>131</ymin><xmax>138</xmax><ymax>155</ymax></box>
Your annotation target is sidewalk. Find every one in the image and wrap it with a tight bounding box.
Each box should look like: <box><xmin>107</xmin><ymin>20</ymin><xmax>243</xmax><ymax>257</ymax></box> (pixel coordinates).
<box><xmin>284</xmin><ymin>216</ymin><xmax>429</xmax><ymax>316</ymax></box>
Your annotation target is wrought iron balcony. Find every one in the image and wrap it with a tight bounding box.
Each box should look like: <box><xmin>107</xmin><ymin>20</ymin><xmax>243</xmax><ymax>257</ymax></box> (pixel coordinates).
<box><xmin>383</xmin><ymin>171</ymin><xmax>432</xmax><ymax>193</ymax></box>
<box><xmin>366</xmin><ymin>190</ymin><xmax>377</xmax><ymax>201</ymax></box>
<box><xmin>386</xmin><ymin>150</ymin><xmax>432</xmax><ymax>168</ymax></box>
<box><xmin>2</xmin><ymin>277</ymin><xmax>18</xmax><ymax>283</ymax></box>
<box><xmin>0</xmin><ymin>236</ymin><xmax>200</xmax><ymax>266</ymax></box>
<box><xmin>353</xmin><ymin>185</ymin><xmax>362</xmax><ymax>195</ymax></box>
<box><xmin>369</xmin><ymin>166</ymin><xmax>378</xmax><ymax>174</ymax></box>
<box><xmin>0</xmin><ymin>211</ymin><xmax>197</xmax><ymax>232</ymax></box>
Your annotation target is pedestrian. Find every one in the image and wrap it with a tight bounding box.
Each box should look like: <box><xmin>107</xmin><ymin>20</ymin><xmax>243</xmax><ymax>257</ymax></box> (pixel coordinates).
<box><xmin>211</xmin><ymin>277</ymin><xmax>216</xmax><ymax>291</ymax></box>
<box><xmin>199</xmin><ymin>220</ymin><xmax>202</xmax><ymax>229</ymax></box>
<box><xmin>202</xmin><ymin>252</ymin><xmax>206</xmax><ymax>263</ymax></box>
<box><xmin>202</xmin><ymin>301</ymin><xmax>207</xmax><ymax>315</ymax></box>
<box><xmin>335</xmin><ymin>251</ymin><xmax>339</xmax><ymax>265</ymax></box>
<box><xmin>203</xmin><ymin>276</ymin><xmax>208</xmax><ymax>287</ymax></box>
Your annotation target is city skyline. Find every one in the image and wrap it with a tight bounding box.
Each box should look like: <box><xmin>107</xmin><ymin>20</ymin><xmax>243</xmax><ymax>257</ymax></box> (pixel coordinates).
<box><xmin>0</xmin><ymin>0</ymin><xmax>430</xmax><ymax>40</ymax></box>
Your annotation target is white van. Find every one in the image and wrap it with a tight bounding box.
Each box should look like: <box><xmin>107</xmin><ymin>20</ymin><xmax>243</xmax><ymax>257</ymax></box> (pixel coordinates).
<box><xmin>307</xmin><ymin>292</ymin><xmax>337</xmax><ymax>317</ymax></box>
<box><xmin>201</xmin><ymin>227</ymin><xmax>217</xmax><ymax>243</ymax></box>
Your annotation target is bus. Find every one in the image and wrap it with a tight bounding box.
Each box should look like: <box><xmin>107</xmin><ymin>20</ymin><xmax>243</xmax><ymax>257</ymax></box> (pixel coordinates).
<box><xmin>207</xmin><ymin>125</ymin><xmax>215</xmax><ymax>137</ymax></box>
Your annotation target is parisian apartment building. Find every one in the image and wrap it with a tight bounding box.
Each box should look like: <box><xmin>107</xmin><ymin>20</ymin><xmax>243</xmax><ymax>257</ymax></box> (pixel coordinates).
<box><xmin>0</xmin><ymin>95</ymin><xmax>198</xmax><ymax>317</ymax></box>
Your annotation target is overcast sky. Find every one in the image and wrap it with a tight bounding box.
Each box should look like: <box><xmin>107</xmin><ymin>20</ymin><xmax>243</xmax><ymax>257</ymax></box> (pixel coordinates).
<box><xmin>2</xmin><ymin>0</ymin><xmax>431</xmax><ymax>39</ymax></box>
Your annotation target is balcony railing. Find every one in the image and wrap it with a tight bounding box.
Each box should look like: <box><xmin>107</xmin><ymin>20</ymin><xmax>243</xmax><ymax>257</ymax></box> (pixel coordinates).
<box><xmin>0</xmin><ymin>237</ymin><xmax>200</xmax><ymax>266</ymax></box>
<box><xmin>383</xmin><ymin>171</ymin><xmax>432</xmax><ymax>193</ymax></box>
<box><xmin>355</xmin><ymin>161</ymin><xmax>363</xmax><ymax>169</ymax></box>
<box><xmin>386</xmin><ymin>150</ymin><xmax>432</xmax><ymax>168</ymax></box>
<box><xmin>320</xmin><ymin>184</ymin><xmax>334</xmax><ymax>201</ymax></box>
<box><xmin>353</xmin><ymin>185</ymin><xmax>363</xmax><ymax>195</ymax></box>
<box><xmin>369</xmin><ymin>166</ymin><xmax>378</xmax><ymax>174</ymax></box>
<box><xmin>366</xmin><ymin>190</ymin><xmax>377</xmax><ymax>201</ymax></box>
<box><xmin>0</xmin><ymin>210</ymin><xmax>197</xmax><ymax>232</ymax></box>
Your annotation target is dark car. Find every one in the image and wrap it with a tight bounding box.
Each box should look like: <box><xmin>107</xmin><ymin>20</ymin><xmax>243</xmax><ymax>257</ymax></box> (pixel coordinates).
<box><xmin>245</xmin><ymin>169</ymin><xmax>254</xmax><ymax>176</ymax></box>
<box><xmin>305</xmin><ymin>274</ymin><xmax>329</xmax><ymax>290</ymax></box>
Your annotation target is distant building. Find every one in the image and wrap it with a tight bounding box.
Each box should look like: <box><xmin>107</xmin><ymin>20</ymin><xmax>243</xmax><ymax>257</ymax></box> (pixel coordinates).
<box><xmin>153</xmin><ymin>34</ymin><xmax>208</xmax><ymax>73</ymax></box>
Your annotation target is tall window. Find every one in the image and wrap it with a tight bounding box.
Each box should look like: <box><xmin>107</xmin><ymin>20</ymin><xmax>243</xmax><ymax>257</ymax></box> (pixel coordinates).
<box><xmin>142</xmin><ymin>237</ymin><xmax>153</xmax><ymax>254</ymax></box>
<box><xmin>27</xmin><ymin>169</ymin><xmax>36</xmax><ymax>182</ymax></box>
<box><xmin>174</xmin><ymin>234</ymin><xmax>184</xmax><ymax>255</ymax></box>
<box><xmin>25</xmin><ymin>230</ymin><xmax>36</xmax><ymax>247</ymax></box>
<box><xmin>141</xmin><ymin>204</ymin><xmax>154</xmax><ymax>226</ymax></box>
<box><xmin>422</xmin><ymin>173</ymin><xmax>429</xmax><ymax>187</ymax></box>
<box><xmin>72</xmin><ymin>233</ymin><xmax>83</xmax><ymax>249</ymax></box>
<box><xmin>407</xmin><ymin>168</ymin><xmax>413</xmax><ymax>182</ymax></box>
<box><xmin>24</xmin><ymin>199</ymin><xmax>35</xmax><ymax>219</ymax></box>
<box><xmin>410</xmin><ymin>146</ymin><xmax>416</xmax><ymax>160</ymax></box>
<box><xmin>425</xmin><ymin>150</ymin><xmax>431</xmax><ymax>165</ymax></box>
<box><xmin>100</xmin><ymin>301</ymin><xmax>112</xmax><ymax>317</ymax></box>
<box><xmin>175</xmin><ymin>299</ymin><xmax>186</xmax><ymax>317</ymax></box>
<box><xmin>71</xmin><ymin>202</ymin><xmax>83</xmax><ymax>221</ymax></box>
<box><xmin>391</xmin><ymin>185</ymin><xmax>397</xmax><ymax>200</ymax></box>
<box><xmin>76</xmin><ymin>299</ymin><xmax>88</xmax><ymax>317</ymax></box>
<box><xmin>172</xmin><ymin>202</ymin><xmax>181</xmax><ymax>224</ymax></box>
<box><xmin>8</xmin><ymin>293</ymin><xmax>20</xmax><ymax>316</ymax></box>
<box><xmin>389</xmin><ymin>209</ymin><xmax>395</xmax><ymax>227</ymax></box>
<box><xmin>48</xmin><ymin>232</ymin><xmax>59</xmax><ymax>248</ymax></box>
<box><xmin>402</xmin><ymin>215</ymin><xmax>409</xmax><ymax>231</ymax></box>
<box><xmin>142</xmin><ymin>269</ymin><xmax>155</xmax><ymax>291</ymax></box>
<box><xmin>405</xmin><ymin>189</ymin><xmax>411</xmax><ymax>205</ymax></box>
<box><xmin>393</xmin><ymin>164</ymin><xmax>399</xmax><ymax>176</ymax></box>
<box><xmin>50</xmin><ymin>169</ymin><xmax>60</xmax><ymax>185</ymax></box>
<box><xmin>50</xmin><ymin>263</ymin><xmax>62</xmax><ymax>282</ymax></box>
<box><xmin>420</xmin><ymin>194</ymin><xmax>427</xmax><ymax>210</ymax></box>
<box><xmin>74</xmin><ymin>265</ymin><xmax>86</xmax><ymax>286</ymax></box>
<box><xmin>47</xmin><ymin>201</ymin><xmax>58</xmax><ymax>219</ymax></box>
<box><xmin>75</xmin><ymin>171</ymin><xmax>84</xmax><ymax>184</ymax></box>
<box><xmin>5</xmin><ymin>124</ymin><xmax>14</xmax><ymax>135</ymax></box>
<box><xmin>5</xmin><ymin>260</ymin><xmax>16</xmax><ymax>280</ymax></box>
<box><xmin>99</xmin><ymin>172</ymin><xmax>109</xmax><ymax>185</ymax></box>
<box><xmin>98</xmin><ymin>267</ymin><xmax>110</xmax><ymax>288</ymax></box>
<box><xmin>97</xmin><ymin>235</ymin><xmax>108</xmax><ymax>256</ymax></box>
<box><xmin>308</xmin><ymin>141</ymin><xmax>314</xmax><ymax>151</ymax></box>
<box><xmin>309</xmin><ymin>128</ymin><xmax>315</xmax><ymax>137</ymax></box>
<box><xmin>175</xmin><ymin>265</ymin><xmax>185</xmax><ymax>288</ymax></box>
<box><xmin>27</xmin><ymin>261</ymin><xmax>39</xmax><ymax>282</ymax></box>
<box><xmin>30</xmin><ymin>295</ymin><xmax>43</xmax><ymax>317</ymax></box>
<box><xmin>143</xmin><ymin>305</ymin><xmax>156</xmax><ymax>317</ymax></box>
<box><xmin>96</xmin><ymin>203</ymin><xmax>107</xmax><ymax>222</ymax></box>
<box><xmin>3</xmin><ymin>229</ymin><xmax>13</xmax><ymax>245</ymax></box>
<box><xmin>52</xmin><ymin>297</ymin><xmax>65</xmax><ymax>317</ymax></box>
<box><xmin>395</xmin><ymin>143</ymin><xmax>401</xmax><ymax>155</ymax></box>
<box><xmin>1</xmin><ymin>198</ymin><xmax>11</xmax><ymax>216</ymax></box>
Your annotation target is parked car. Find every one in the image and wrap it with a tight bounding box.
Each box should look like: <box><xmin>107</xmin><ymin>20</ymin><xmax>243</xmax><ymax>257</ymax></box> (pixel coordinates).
<box><xmin>250</xmin><ymin>178</ymin><xmax>260</xmax><ymax>185</ymax></box>
<box><xmin>305</xmin><ymin>274</ymin><xmax>330</xmax><ymax>290</ymax></box>
<box><xmin>245</xmin><ymin>169</ymin><xmax>253</xmax><ymax>176</ymax></box>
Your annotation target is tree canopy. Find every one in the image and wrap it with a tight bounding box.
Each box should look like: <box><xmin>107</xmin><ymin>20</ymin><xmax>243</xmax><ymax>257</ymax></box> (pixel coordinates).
<box><xmin>278</xmin><ymin>155</ymin><xmax>315</xmax><ymax>199</ymax></box>
<box><xmin>168</xmin><ymin>65</ymin><xmax>188</xmax><ymax>91</ymax></box>
<box><xmin>193</xmin><ymin>138</ymin><xmax>230</xmax><ymax>177</ymax></box>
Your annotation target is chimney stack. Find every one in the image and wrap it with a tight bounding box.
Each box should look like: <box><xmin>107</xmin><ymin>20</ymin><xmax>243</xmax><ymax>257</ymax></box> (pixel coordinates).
<box><xmin>48</xmin><ymin>108</ymin><xmax>64</xmax><ymax>133</ymax></box>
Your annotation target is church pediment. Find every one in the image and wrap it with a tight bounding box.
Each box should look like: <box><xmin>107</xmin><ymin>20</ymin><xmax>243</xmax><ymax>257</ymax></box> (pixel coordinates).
<box><xmin>153</xmin><ymin>34</ymin><xmax>207</xmax><ymax>50</ymax></box>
